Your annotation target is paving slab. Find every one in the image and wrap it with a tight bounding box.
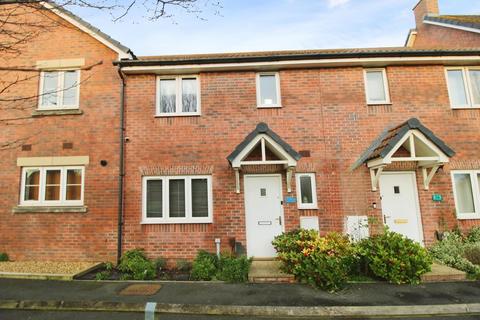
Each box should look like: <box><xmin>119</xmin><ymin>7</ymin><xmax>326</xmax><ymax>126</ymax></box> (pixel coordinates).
<box><xmin>0</xmin><ymin>262</ymin><xmax>102</xmax><ymax>281</ymax></box>
<box><xmin>422</xmin><ymin>263</ymin><xmax>467</xmax><ymax>282</ymax></box>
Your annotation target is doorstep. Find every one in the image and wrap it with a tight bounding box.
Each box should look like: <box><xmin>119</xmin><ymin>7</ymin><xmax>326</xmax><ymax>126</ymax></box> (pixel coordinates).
<box><xmin>421</xmin><ymin>263</ymin><xmax>467</xmax><ymax>282</ymax></box>
<box><xmin>248</xmin><ymin>260</ymin><xmax>295</xmax><ymax>283</ymax></box>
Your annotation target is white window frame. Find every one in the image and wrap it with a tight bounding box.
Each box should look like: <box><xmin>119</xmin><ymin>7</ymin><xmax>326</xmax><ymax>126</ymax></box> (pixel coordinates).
<box><xmin>142</xmin><ymin>175</ymin><xmax>213</xmax><ymax>224</ymax></box>
<box><xmin>364</xmin><ymin>68</ymin><xmax>391</xmax><ymax>105</ymax></box>
<box><xmin>295</xmin><ymin>173</ymin><xmax>318</xmax><ymax>210</ymax></box>
<box><xmin>256</xmin><ymin>72</ymin><xmax>282</xmax><ymax>108</ymax></box>
<box><xmin>38</xmin><ymin>70</ymin><xmax>81</xmax><ymax>110</ymax></box>
<box><xmin>19</xmin><ymin>166</ymin><xmax>85</xmax><ymax>206</ymax></box>
<box><xmin>445</xmin><ymin>67</ymin><xmax>480</xmax><ymax>109</ymax></box>
<box><xmin>156</xmin><ymin>75</ymin><xmax>201</xmax><ymax>117</ymax></box>
<box><xmin>451</xmin><ymin>170</ymin><xmax>480</xmax><ymax>220</ymax></box>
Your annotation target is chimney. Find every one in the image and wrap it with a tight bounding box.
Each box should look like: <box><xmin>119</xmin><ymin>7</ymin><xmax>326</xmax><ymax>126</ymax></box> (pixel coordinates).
<box><xmin>413</xmin><ymin>0</ymin><xmax>439</xmax><ymax>28</ymax></box>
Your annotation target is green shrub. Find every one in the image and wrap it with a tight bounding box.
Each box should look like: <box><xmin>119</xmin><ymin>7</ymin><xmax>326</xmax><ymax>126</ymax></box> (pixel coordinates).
<box><xmin>273</xmin><ymin>229</ymin><xmax>357</xmax><ymax>292</ymax></box>
<box><xmin>464</xmin><ymin>244</ymin><xmax>480</xmax><ymax>265</ymax></box>
<box><xmin>118</xmin><ymin>249</ymin><xmax>156</xmax><ymax>280</ymax></box>
<box><xmin>95</xmin><ymin>271</ymin><xmax>111</xmax><ymax>280</ymax></box>
<box><xmin>358</xmin><ymin>230</ymin><xmax>432</xmax><ymax>284</ymax></box>
<box><xmin>467</xmin><ymin>227</ymin><xmax>480</xmax><ymax>244</ymax></box>
<box><xmin>430</xmin><ymin>231</ymin><xmax>480</xmax><ymax>278</ymax></box>
<box><xmin>154</xmin><ymin>257</ymin><xmax>167</xmax><ymax>271</ymax></box>
<box><xmin>191</xmin><ymin>251</ymin><xmax>218</xmax><ymax>281</ymax></box>
<box><xmin>176</xmin><ymin>259</ymin><xmax>192</xmax><ymax>272</ymax></box>
<box><xmin>0</xmin><ymin>253</ymin><xmax>8</xmax><ymax>262</ymax></box>
<box><xmin>216</xmin><ymin>254</ymin><xmax>251</xmax><ymax>283</ymax></box>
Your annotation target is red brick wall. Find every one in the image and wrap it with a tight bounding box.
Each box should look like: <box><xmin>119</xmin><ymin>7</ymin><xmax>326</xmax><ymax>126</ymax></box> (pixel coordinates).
<box><xmin>123</xmin><ymin>65</ymin><xmax>480</xmax><ymax>261</ymax></box>
<box><xmin>0</xmin><ymin>5</ymin><xmax>121</xmax><ymax>261</ymax></box>
<box><xmin>413</xmin><ymin>23</ymin><xmax>480</xmax><ymax>48</ymax></box>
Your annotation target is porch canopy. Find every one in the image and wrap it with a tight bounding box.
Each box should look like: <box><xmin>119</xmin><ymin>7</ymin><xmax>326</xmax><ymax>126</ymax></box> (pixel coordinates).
<box><xmin>227</xmin><ymin>123</ymin><xmax>301</xmax><ymax>193</ymax></box>
<box><xmin>352</xmin><ymin>118</ymin><xmax>455</xmax><ymax>191</ymax></box>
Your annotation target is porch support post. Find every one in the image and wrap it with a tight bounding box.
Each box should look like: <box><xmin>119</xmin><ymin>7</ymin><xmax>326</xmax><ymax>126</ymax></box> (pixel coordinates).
<box><xmin>286</xmin><ymin>167</ymin><xmax>294</xmax><ymax>193</ymax></box>
<box><xmin>234</xmin><ymin>168</ymin><xmax>240</xmax><ymax>194</ymax></box>
<box><xmin>370</xmin><ymin>165</ymin><xmax>385</xmax><ymax>191</ymax></box>
<box><xmin>422</xmin><ymin>164</ymin><xmax>440</xmax><ymax>190</ymax></box>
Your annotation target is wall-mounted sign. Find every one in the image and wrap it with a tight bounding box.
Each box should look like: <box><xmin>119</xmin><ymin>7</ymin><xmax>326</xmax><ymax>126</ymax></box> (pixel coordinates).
<box><xmin>432</xmin><ymin>194</ymin><xmax>443</xmax><ymax>202</ymax></box>
<box><xmin>285</xmin><ymin>197</ymin><xmax>297</xmax><ymax>204</ymax></box>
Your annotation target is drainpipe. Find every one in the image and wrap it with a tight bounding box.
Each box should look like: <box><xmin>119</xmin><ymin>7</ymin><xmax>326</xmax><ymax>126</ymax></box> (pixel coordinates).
<box><xmin>116</xmin><ymin>66</ymin><xmax>126</xmax><ymax>264</ymax></box>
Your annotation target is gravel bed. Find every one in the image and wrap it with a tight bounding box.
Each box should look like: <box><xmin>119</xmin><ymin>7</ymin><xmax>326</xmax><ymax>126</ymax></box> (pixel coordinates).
<box><xmin>0</xmin><ymin>261</ymin><xmax>97</xmax><ymax>274</ymax></box>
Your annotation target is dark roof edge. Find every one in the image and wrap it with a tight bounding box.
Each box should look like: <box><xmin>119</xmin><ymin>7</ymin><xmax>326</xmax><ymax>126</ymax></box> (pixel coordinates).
<box><xmin>115</xmin><ymin>49</ymin><xmax>480</xmax><ymax>67</ymax></box>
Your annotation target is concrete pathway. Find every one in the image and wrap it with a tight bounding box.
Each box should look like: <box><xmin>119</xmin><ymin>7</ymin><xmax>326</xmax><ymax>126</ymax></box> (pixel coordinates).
<box><xmin>0</xmin><ymin>279</ymin><xmax>480</xmax><ymax>317</ymax></box>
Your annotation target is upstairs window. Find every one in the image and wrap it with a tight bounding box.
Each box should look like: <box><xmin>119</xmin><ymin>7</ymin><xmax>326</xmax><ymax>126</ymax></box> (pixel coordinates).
<box><xmin>157</xmin><ymin>76</ymin><xmax>200</xmax><ymax>116</ymax></box>
<box><xmin>364</xmin><ymin>69</ymin><xmax>391</xmax><ymax>105</ymax></box>
<box><xmin>20</xmin><ymin>166</ymin><xmax>84</xmax><ymax>206</ymax></box>
<box><xmin>256</xmin><ymin>73</ymin><xmax>281</xmax><ymax>108</ymax></box>
<box><xmin>39</xmin><ymin>70</ymin><xmax>80</xmax><ymax>110</ymax></box>
<box><xmin>296</xmin><ymin>173</ymin><xmax>318</xmax><ymax>210</ymax></box>
<box><xmin>446</xmin><ymin>67</ymin><xmax>480</xmax><ymax>109</ymax></box>
<box><xmin>452</xmin><ymin>171</ymin><xmax>480</xmax><ymax>220</ymax></box>
<box><xmin>143</xmin><ymin>175</ymin><xmax>212</xmax><ymax>223</ymax></box>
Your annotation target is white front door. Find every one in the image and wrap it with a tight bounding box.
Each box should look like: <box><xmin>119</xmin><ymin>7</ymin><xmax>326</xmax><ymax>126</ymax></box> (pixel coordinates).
<box><xmin>379</xmin><ymin>172</ymin><xmax>424</xmax><ymax>243</ymax></box>
<box><xmin>244</xmin><ymin>175</ymin><xmax>284</xmax><ymax>257</ymax></box>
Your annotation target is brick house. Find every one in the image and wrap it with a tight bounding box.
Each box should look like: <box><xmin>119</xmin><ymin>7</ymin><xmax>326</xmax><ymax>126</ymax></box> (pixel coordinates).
<box><xmin>2</xmin><ymin>0</ymin><xmax>480</xmax><ymax>262</ymax></box>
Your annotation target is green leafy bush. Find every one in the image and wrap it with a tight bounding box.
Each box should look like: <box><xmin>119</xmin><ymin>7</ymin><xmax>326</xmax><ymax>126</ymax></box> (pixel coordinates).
<box><xmin>154</xmin><ymin>257</ymin><xmax>167</xmax><ymax>271</ymax></box>
<box><xmin>176</xmin><ymin>259</ymin><xmax>192</xmax><ymax>272</ymax></box>
<box><xmin>0</xmin><ymin>253</ymin><xmax>8</xmax><ymax>262</ymax></box>
<box><xmin>273</xmin><ymin>229</ymin><xmax>357</xmax><ymax>292</ymax></box>
<box><xmin>358</xmin><ymin>230</ymin><xmax>432</xmax><ymax>284</ymax></box>
<box><xmin>191</xmin><ymin>251</ymin><xmax>218</xmax><ymax>281</ymax></box>
<box><xmin>95</xmin><ymin>271</ymin><xmax>111</xmax><ymax>280</ymax></box>
<box><xmin>467</xmin><ymin>227</ymin><xmax>480</xmax><ymax>243</ymax></box>
<box><xmin>464</xmin><ymin>244</ymin><xmax>480</xmax><ymax>266</ymax></box>
<box><xmin>216</xmin><ymin>254</ymin><xmax>251</xmax><ymax>283</ymax></box>
<box><xmin>118</xmin><ymin>249</ymin><xmax>156</xmax><ymax>280</ymax></box>
<box><xmin>430</xmin><ymin>231</ymin><xmax>480</xmax><ymax>278</ymax></box>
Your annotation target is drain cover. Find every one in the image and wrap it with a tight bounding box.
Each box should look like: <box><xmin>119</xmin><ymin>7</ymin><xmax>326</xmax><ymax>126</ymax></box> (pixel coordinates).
<box><xmin>119</xmin><ymin>284</ymin><xmax>162</xmax><ymax>296</ymax></box>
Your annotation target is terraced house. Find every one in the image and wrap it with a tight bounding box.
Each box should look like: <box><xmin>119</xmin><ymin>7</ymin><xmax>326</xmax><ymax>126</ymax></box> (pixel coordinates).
<box><xmin>1</xmin><ymin>0</ymin><xmax>480</xmax><ymax>262</ymax></box>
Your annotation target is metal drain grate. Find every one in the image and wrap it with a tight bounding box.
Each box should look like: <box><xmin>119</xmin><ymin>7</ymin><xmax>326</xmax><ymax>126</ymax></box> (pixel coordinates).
<box><xmin>118</xmin><ymin>284</ymin><xmax>162</xmax><ymax>296</ymax></box>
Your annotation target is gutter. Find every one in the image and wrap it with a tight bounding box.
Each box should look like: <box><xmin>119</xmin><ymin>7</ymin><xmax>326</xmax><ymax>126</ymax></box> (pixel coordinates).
<box><xmin>114</xmin><ymin>49</ymin><xmax>480</xmax><ymax>67</ymax></box>
<box><xmin>116</xmin><ymin>66</ymin><xmax>126</xmax><ymax>264</ymax></box>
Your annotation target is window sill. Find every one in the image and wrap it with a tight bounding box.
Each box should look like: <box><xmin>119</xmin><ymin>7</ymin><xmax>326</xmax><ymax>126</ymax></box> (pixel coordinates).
<box><xmin>155</xmin><ymin>113</ymin><xmax>201</xmax><ymax>118</ymax></box>
<box><xmin>451</xmin><ymin>106</ymin><xmax>480</xmax><ymax>110</ymax></box>
<box><xmin>141</xmin><ymin>220</ymin><xmax>212</xmax><ymax>224</ymax></box>
<box><xmin>367</xmin><ymin>102</ymin><xmax>392</xmax><ymax>106</ymax></box>
<box><xmin>298</xmin><ymin>207</ymin><xmax>319</xmax><ymax>210</ymax></box>
<box><xmin>456</xmin><ymin>214</ymin><xmax>480</xmax><ymax>220</ymax></box>
<box><xmin>32</xmin><ymin>109</ymin><xmax>83</xmax><ymax>117</ymax></box>
<box><xmin>257</xmin><ymin>105</ymin><xmax>282</xmax><ymax>109</ymax></box>
<box><xmin>12</xmin><ymin>206</ymin><xmax>88</xmax><ymax>214</ymax></box>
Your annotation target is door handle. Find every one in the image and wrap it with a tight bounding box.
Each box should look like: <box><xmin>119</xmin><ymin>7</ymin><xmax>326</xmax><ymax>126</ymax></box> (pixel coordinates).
<box><xmin>277</xmin><ymin>216</ymin><xmax>282</xmax><ymax>226</ymax></box>
<box><xmin>383</xmin><ymin>215</ymin><xmax>390</xmax><ymax>224</ymax></box>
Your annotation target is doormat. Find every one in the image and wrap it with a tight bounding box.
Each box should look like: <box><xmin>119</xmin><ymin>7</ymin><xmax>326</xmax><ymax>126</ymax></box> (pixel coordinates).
<box><xmin>118</xmin><ymin>284</ymin><xmax>162</xmax><ymax>296</ymax></box>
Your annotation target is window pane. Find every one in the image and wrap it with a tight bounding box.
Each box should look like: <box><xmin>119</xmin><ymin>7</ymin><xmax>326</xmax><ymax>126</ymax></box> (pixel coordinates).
<box><xmin>182</xmin><ymin>78</ymin><xmax>198</xmax><ymax>113</ymax></box>
<box><xmin>454</xmin><ymin>173</ymin><xmax>475</xmax><ymax>214</ymax></box>
<box><xmin>66</xmin><ymin>169</ymin><xmax>82</xmax><ymax>201</ymax></box>
<box><xmin>146</xmin><ymin>180</ymin><xmax>163</xmax><ymax>218</ymax></box>
<box><xmin>41</xmin><ymin>72</ymin><xmax>58</xmax><ymax>107</ymax></box>
<box><xmin>366</xmin><ymin>71</ymin><xmax>386</xmax><ymax>102</ymax></box>
<box><xmin>447</xmin><ymin>70</ymin><xmax>469</xmax><ymax>106</ymax></box>
<box><xmin>469</xmin><ymin>70</ymin><xmax>480</xmax><ymax>105</ymax></box>
<box><xmin>24</xmin><ymin>169</ymin><xmax>40</xmax><ymax>201</ymax></box>
<box><xmin>192</xmin><ymin>179</ymin><xmax>208</xmax><ymax>217</ymax></box>
<box><xmin>159</xmin><ymin>79</ymin><xmax>176</xmax><ymax>113</ymax></box>
<box><xmin>45</xmin><ymin>170</ymin><xmax>61</xmax><ymax>201</ymax></box>
<box><xmin>259</xmin><ymin>75</ymin><xmax>278</xmax><ymax>105</ymax></box>
<box><xmin>300</xmin><ymin>175</ymin><xmax>313</xmax><ymax>204</ymax></box>
<box><xmin>63</xmin><ymin>71</ymin><xmax>78</xmax><ymax>106</ymax></box>
<box><xmin>169</xmin><ymin>179</ymin><xmax>185</xmax><ymax>218</ymax></box>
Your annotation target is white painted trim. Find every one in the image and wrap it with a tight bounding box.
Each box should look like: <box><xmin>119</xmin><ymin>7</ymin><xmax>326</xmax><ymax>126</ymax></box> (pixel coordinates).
<box><xmin>424</xmin><ymin>19</ymin><xmax>480</xmax><ymax>35</ymax></box>
<box><xmin>295</xmin><ymin>173</ymin><xmax>318</xmax><ymax>210</ymax></box>
<box><xmin>38</xmin><ymin>70</ymin><xmax>81</xmax><ymax>110</ymax></box>
<box><xmin>36</xmin><ymin>58</ymin><xmax>85</xmax><ymax>69</ymax></box>
<box><xmin>380</xmin><ymin>171</ymin><xmax>425</xmax><ymax>245</ymax></box>
<box><xmin>19</xmin><ymin>166</ymin><xmax>85</xmax><ymax>206</ymax></box>
<box><xmin>41</xmin><ymin>2</ymin><xmax>132</xmax><ymax>59</ymax></box>
<box><xmin>256</xmin><ymin>72</ymin><xmax>282</xmax><ymax>108</ymax></box>
<box><xmin>155</xmin><ymin>75</ymin><xmax>201</xmax><ymax>117</ymax></box>
<box><xmin>230</xmin><ymin>134</ymin><xmax>297</xmax><ymax>168</ymax></box>
<box><xmin>17</xmin><ymin>156</ymin><xmax>89</xmax><ymax>166</ymax></box>
<box><xmin>120</xmin><ymin>56</ymin><xmax>480</xmax><ymax>74</ymax></box>
<box><xmin>364</xmin><ymin>68</ymin><xmax>391</xmax><ymax>105</ymax></box>
<box><xmin>405</xmin><ymin>30</ymin><xmax>418</xmax><ymax>48</ymax></box>
<box><xmin>451</xmin><ymin>170</ymin><xmax>480</xmax><ymax>220</ymax></box>
<box><xmin>446</xmin><ymin>67</ymin><xmax>480</xmax><ymax>109</ymax></box>
<box><xmin>141</xmin><ymin>175</ymin><xmax>213</xmax><ymax>224</ymax></box>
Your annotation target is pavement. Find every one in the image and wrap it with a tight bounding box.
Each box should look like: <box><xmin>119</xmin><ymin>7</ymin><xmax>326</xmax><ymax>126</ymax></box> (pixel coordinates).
<box><xmin>1</xmin><ymin>279</ymin><xmax>480</xmax><ymax>318</ymax></box>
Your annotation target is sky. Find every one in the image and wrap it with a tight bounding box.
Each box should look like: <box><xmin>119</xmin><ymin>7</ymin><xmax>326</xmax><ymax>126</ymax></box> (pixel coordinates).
<box><xmin>70</xmin><ymin>0</ymin><xmax>480</xmax><ymax>56</ymax></box>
